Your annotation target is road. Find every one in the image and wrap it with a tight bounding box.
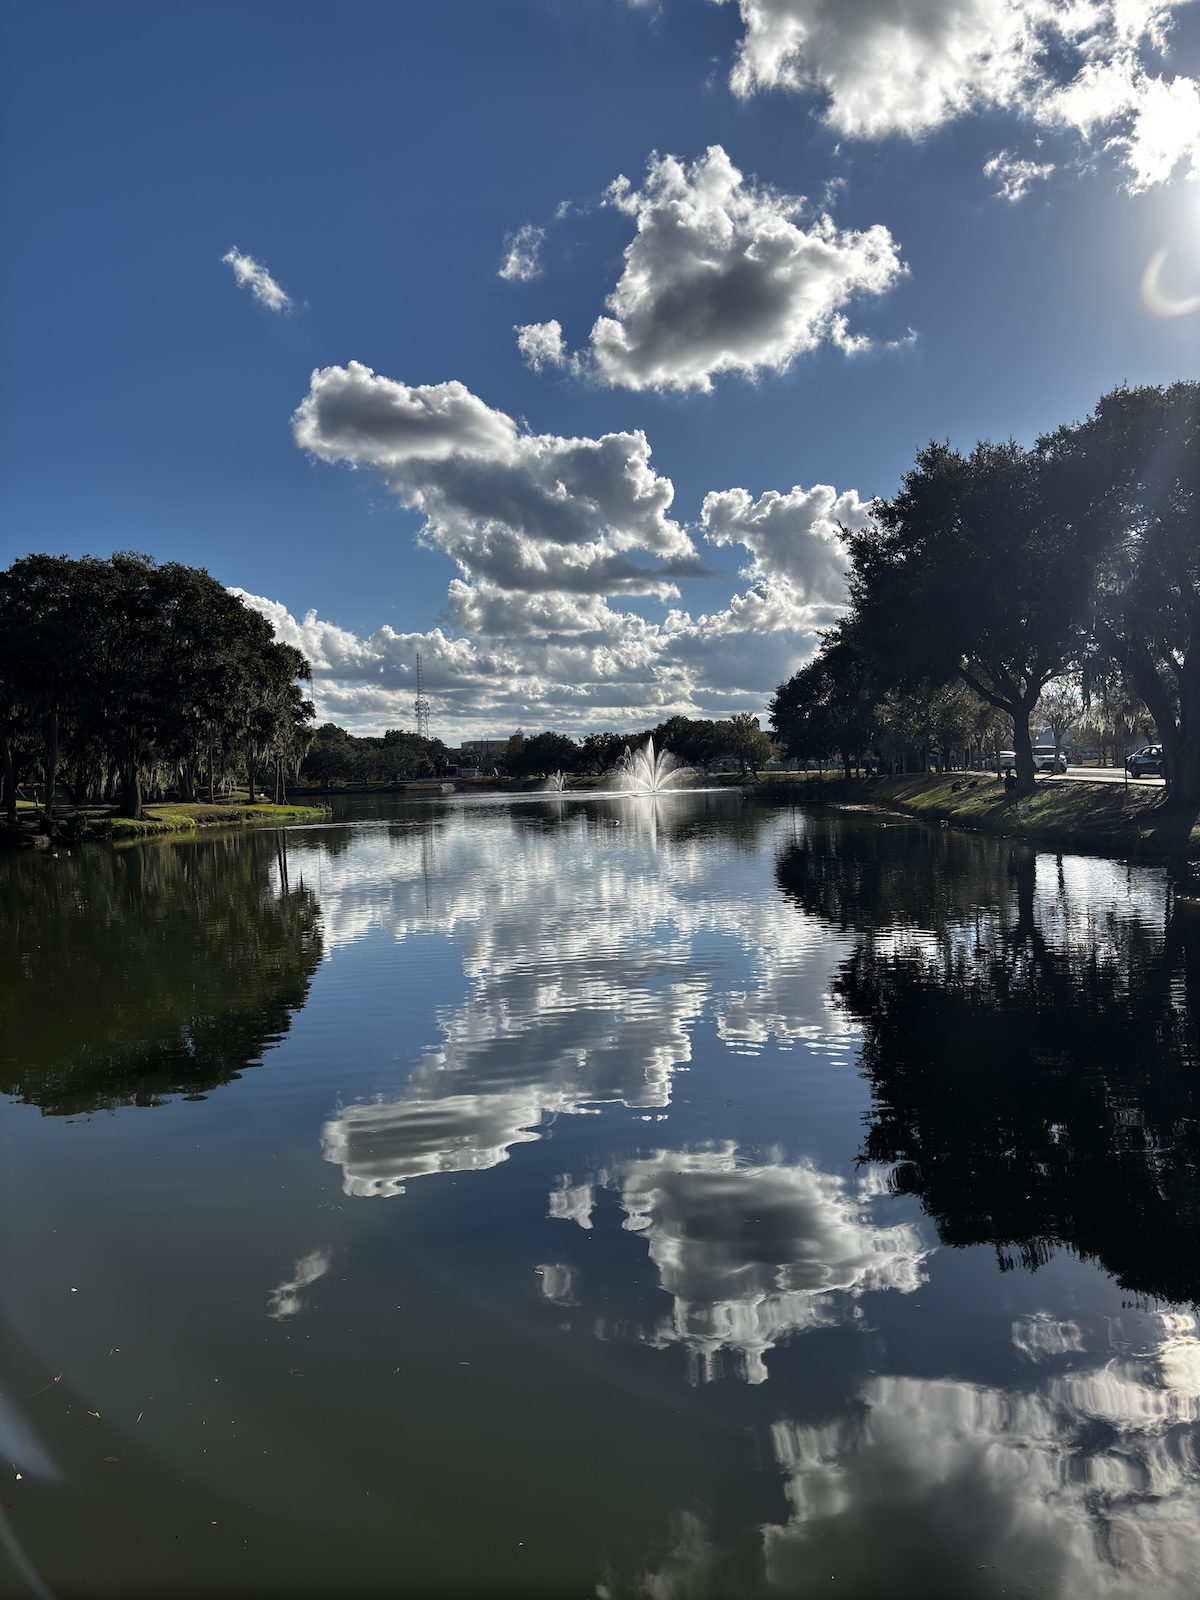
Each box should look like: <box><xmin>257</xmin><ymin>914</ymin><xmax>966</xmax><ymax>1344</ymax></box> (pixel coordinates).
<box><xmin>1043</xmin><ymin>765</ymin><xmax>1163</xmax><ymax>787</ymax></box>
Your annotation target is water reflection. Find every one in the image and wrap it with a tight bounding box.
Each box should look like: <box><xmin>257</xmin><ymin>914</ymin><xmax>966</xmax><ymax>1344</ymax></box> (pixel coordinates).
<box><xmin>309</xmin><ymin>800</ymin><xmax>852</xmax><ymax>1194</ymax></box>
<box><xmin>763</xmin><ymin>1313</ymin><xmax>1200</xmax><ymax>1600</ymax></box>
<box><xmin>266</xmin><ymin>1247</ymin><xmax>331</xmax><ymax>1319</ymax></box>
<box><xmin>7</xmin><ymin>794</ymin><xmax>1200</xmax><ymax>1597</ymax></box>
<box><xmin>604</xmin><ymin>1309</ymin><xmax>1200</xmax><ymax>1599</ymax></box>
<box><xmin>777</xmin><ymin>818</ymin><xmax>1200</xmax><ymax>1307</ymax></box>
<box><xmin>551</xmin><ymin>1146</ymin><xmax>927</xmax><ymax>1383</ymax></box>
<box><xmin>322</xmin><ymin>1089</ymin><xmax>548</xmax><ymax>1195</ymax></box>
<box><xmin>534</xmin><ymin>1261</ymin><xmax>579</xmax><ymax>1305</ymax></box>
<box><xmin>0</xmin><ymin>834</ymin><xmax>322</xmax><ymax>1114</ymax></box>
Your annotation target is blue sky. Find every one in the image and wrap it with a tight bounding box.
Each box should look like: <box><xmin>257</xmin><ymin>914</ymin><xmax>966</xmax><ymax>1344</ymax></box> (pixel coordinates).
<box><xmin>2</xmin><ymin>0</ymin><xmax>1198</xmax><ymax>739</ymax></box>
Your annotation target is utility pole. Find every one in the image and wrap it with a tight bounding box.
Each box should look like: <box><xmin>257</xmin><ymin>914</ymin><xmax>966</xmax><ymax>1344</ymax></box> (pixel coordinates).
<box><xmin>414</xmin><ymin>651</ymin><xmax>431</xmax><ymax>741</ymax></box>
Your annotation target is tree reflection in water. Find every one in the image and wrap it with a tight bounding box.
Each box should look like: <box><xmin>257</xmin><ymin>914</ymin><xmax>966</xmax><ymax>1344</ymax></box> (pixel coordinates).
<box><xmin>0</xmin><ymin>833</ymin><xmax>322</xmax><ymax>1114</ymax></box>
<box><xmin>776</xmin><ymin>816</ymin><xmax>1200</xmax><ymax>1306</ymax></box>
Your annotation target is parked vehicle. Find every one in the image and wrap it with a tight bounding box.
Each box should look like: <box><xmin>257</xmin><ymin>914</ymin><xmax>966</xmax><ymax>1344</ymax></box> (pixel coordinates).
<box><xmin>994</xmin><ymin>750</ymin><xmax>1017</xmax><ymax>773</ymax></box>
<box><xmin>1033</xmin><ymin>745</ymin><xmax>1067</xmax><ymax>774</ymax></box>
<box><xmin>1126</xmin><ymin>745</ymin><xmax>1166</xmax><ymax>778</ymax></box>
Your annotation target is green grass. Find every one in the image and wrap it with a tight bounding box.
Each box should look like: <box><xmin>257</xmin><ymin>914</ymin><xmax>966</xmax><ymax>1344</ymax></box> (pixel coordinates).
<box><xmin>3</xmin><ymin>800</ymin><xmax>329</xmax><ymax>848</ymax></box>
<box><xmin>105</xmin><ymin>801</ymin><xmax>330</xmax><ymax>842</ymax></box>
<box><xmin>751</xmin><ymin>770</ymin><xmax>1200</xmax><ymax>858</ymax></box>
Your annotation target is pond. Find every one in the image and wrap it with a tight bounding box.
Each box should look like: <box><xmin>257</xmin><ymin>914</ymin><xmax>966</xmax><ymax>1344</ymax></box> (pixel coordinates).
<box><xmin>2</xmin><ymin>792</ymin><xmax>1199</xmax><ymax>1598</ymax></box>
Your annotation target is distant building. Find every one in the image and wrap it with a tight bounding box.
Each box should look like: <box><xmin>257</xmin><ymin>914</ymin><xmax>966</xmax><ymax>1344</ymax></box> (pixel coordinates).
<box><xmin>461</xmin><ymin>739</ymin><xmax>510</xmax><ymax>757</ymax></box>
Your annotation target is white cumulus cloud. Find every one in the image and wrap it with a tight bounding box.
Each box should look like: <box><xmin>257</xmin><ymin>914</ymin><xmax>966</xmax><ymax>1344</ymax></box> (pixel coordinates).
<box><xmin>521</xmin><ymin>146</ymin><xmax>906</xmax><ymax>392</ymax></box>
<box><xmin>1112</xmin><ymin>69</ymin><xmax>1200</xmax><ymax>188</ymax></box>
<box><xmin>984</xmin><ymin>147</ymin><xmax>1057</xmax><ymax>200</ymax></box>
<box><xmin>515</xmin><ymin>318</ymin><xmax>570</xmax><ymax>372</ymax></box>
<box><xmin>292</xmin><ymin>362</ymin><xmax>700</xmax><ymax>595</ymax></box>
<box><xmin>722</xmin><ymin>0</ymin><xmax>1056</xmax><ymax>133</ymax></box>
<box><xmin>234</xmin><ymin>583</ymin><xmax>795</xmax><ymax>736</ymax></box>
<box><xmin>701</xmin><ymin>481</ymin><xmax>869</xmax><ymax>599</ymax></box>
<box><xmin>499</xmin><ymin>222</ymin><xmax>546</xmax><ymax>282</ymax></box>
<box><xmin>271</xmin><ymin>365</ymin><xmax>867</xmax><ymax>735</ymax></box>
<box><xmin>719</xmin><ymin>1</ymin><xmax>1199</xmax><ymax>192</ymax></box>
<box><xmin>221</xmin><ymin>246</ymin><xmax>293</xmax><ymax>312</ymax></box>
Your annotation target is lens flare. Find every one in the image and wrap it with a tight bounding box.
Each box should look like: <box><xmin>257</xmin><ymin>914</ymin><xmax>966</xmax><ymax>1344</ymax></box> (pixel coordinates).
<box><xmin>1141</xmin><ymin>249</ymin><xmax>1200</xmax><ymax>317</ymax></box>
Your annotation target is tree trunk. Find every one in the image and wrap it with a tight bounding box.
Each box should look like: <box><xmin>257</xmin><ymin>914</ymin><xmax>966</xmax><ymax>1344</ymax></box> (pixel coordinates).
<box><xmin>43</xmin><ymin>708</ymin><xmax>59</xmax><ymax>819</ymax></box>
<box><xmin>1012</xmin><ymin>701</ymin><xmax>1037</xmax><ymax>794</ymax></box>
<box><xmin>1</xmin><ymin>733</ymin><xmax>16</xmax><ymax>829</ymax></box>
<box><xmin>841</xmin><ymin>749</ymin><xmax>852</xmax><ymax>781</ymax></box>
<box><xmin>1174</xmin><ymin>647</ymin><xmax>1200</xmax><ymax>808</ymax></box>
<box><xmin>120</xmin><ymin>761</ymin><xmax>143</xmax><ymax>820</ymax></box>
<box><xmin>179</xmin><ymin>761</ymin><xmax>195</xmax><ymax>803</ymax></box>
<box><xmin>1096</xmin><ymin>622</ymin><xmax>1182</xmax><ymax>796</ymax></box>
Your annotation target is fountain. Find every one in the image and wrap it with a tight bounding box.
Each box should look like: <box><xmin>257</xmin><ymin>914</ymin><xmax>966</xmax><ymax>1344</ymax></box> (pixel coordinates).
<box><xmin>609</xmin><ymin>737</ymin><xmax>694</xmax><ymax>794</ymax></box>
<box><xmin>542</xmin><ymin>771</ymin><xmax>567</xmax><ymax>793</ymax></box>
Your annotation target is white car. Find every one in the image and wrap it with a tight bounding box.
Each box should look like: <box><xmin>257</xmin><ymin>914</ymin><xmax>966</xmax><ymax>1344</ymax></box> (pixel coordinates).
<box><xmin>1033</xmin><ymin>746</ymin><xmax>1067</xmax><ymax>774</ymax></box>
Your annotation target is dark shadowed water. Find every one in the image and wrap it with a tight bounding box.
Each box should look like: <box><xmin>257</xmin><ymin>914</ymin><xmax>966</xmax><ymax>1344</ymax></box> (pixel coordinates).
<box><xmin>2</xmin><ymin>793</ymin><xmax>1199</xmax><ymax>1599</ymax></box>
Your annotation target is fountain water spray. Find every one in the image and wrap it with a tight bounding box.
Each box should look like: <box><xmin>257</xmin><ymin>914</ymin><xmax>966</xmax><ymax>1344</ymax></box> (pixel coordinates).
<box><xmin>610</xmin><ymin>737</ymin><xmax>694</xmax><ymax>794</ymax></box>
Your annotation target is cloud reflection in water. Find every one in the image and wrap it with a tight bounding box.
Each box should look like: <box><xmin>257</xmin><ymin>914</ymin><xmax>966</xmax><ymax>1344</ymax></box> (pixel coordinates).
<box><xmin>322</xmin><ymin>1089</ymin><xmax>551</xmax><ymax>1196</ymax></box>
<box><xmin>552</xmin><ymin>1145</ymin><xmax>927</xmax><ymax>1383</ymax></box>
<box><xmin>764</xmin><ymin>1313</ymin><xmax>1200</xmax><ymax>1599</ymax></box>
<box><xmin>307</xmin><ymin>806</ymin><xmax>852</xmax><ymax>1196</ymax></box>
<box><xmin>267</xmin><ymin>1248</ymin><xmax>331</xmax><ymax>1319</ymax></box>
<box><xmin>607</xmin><ymin>1314</ymin><xmax>1200</xmax><ymax>1599</ymax></box>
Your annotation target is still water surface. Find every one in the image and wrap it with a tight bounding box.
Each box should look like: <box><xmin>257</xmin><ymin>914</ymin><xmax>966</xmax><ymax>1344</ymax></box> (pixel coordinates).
<box><xmin>2</xmin><ymin>792</ymin><xmax>1199</xmax><ymax>1598</ymax></box>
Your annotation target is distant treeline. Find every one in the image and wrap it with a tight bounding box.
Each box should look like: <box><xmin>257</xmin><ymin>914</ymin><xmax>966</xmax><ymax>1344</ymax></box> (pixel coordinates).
<box><xmin>301</xmin><ymin>712</ymin><xmax>777</xmax><ymax>786</ymax></box>
<box><xmin>0</xmin><ymin>553</ymin><xmax>314</xmax><ymax>822</ymax></box>
<box><xmin>771</xmin><ymin>382</ymin><xmax>1198</xmax><ymax>799</ymax></box>
<box><xmin>301</xmin><ymin>724</ymin><xmax>452</xmax><ymax>784</ymax></box>
<box><xmin>501</xmin><ymin>714</ymin><xmax>775</xmax><ymax>777</ymax></box>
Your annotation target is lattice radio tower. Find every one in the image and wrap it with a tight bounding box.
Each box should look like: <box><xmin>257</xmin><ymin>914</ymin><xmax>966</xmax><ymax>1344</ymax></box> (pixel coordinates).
<box><xmin>414</xmin><ymin>650</ymin><xmax>432</xmax><ymax>741</ymax></box>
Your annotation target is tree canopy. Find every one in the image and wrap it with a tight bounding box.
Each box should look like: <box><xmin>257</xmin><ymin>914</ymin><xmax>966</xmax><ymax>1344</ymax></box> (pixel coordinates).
<box><xmin>0</xmin><ymin>553</ymin><xmax>315</xmax><ymax>819</ymax></box>
<box><xmin>1042</xmin><ymin>381</ymin><xmax>1199</xmax><ymax>800</ymax></box>
<box><xmin>771</xmin><ymin>629</ymin><xmax>878</xmax><ymax>779</ymax></box>
<box><xmin>843</xmin><ymin>436</ymin><xmax>1094</xmax><ymax>787</ymax></box>
<box><xmin>771</xmin><ymin>382</ymin><xmax>1199</xmax><ymax>800</ymax></box>
<box><xmin>301</xmin><ymin>723</ymin><xmax>450</xmax><ymax>785</ymax></box>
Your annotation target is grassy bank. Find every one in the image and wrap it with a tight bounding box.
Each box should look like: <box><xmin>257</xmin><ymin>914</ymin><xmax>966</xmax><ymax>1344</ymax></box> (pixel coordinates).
<box><xmin>4</xmin><ymin>799</ymin><xmax>330</xmax><ymax>849</ymax></box>
<box><xmin>106</xmin><ymin>801</ymin><xmax>331</xmax><ymax>842</ymax></box>
<box><xmin>747</xmin><ymin>771</ymin><xmax>1200</xmax><ymax>859</ymax></box>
